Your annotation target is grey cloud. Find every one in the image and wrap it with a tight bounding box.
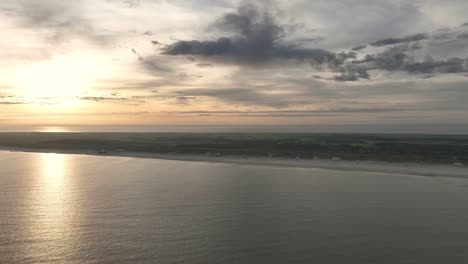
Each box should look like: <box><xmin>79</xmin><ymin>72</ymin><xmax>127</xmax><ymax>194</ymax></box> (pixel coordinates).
<box><xmin>176</xmin><ymin>88</ymin><xmax>296</xmax><ymax>107</ymax></box>
<box><xmin>166</xmin><ymin>0</ymin><xmax>234</xmax><ymax>11</ymax></box>
<box><xmin>291</xmin><ymin>0</ymin><xmax>425</xmax><ymax>50</ymax></box>
<box><xmin>371</xmin><ymin>33</ymin><xmax>428</xmax><ymax>47</ymax></box>
<box><xmin>405</xmin><ymin>57</ymin><xmax>466</xmax><ymax>74</ymax></box>
<box><xmin>432</xmin><ymin>29</ymin><xmax>458</xmax><ymax>40</ymax></box>
<box><xmin>78</xmin><ymin>95</ymin><xmax>150</xmax><ymax>104</ymax></box>
<box><xmin>329</xmin><ymin>23</ymin><xmax>468</xmax><ymax>81</ymax></box>
<box><xmin>420</xmin><ymin>75</ymin><xmax>435</xmax><ymax>79</ymax></box>
<box><xmin>338</xmin><ymin>44</ymin><xmax>468</xmax><ymax>81</ymax></box>
<box><xmin>131</xmin><ymin>49</ymin><xmax>172</xmax><ymax>73</ymax></box>
<box><xmin>367</xmin><ymin>47</ymin><xmax>467</xmax><ymax>74</ymax></box>
<box><xmin>333</xmin><ymin>69</ymin><xmax>370</xmax><ymax>82</ymax></box>
<box><xmin>351</xmin><ymin>45</ymin><xmax>367</xmax><ymax>51</ymax></box>
<box><xmin>295</xmin><ymin>37</ymin><xmax>324</xmax><ymax>43</ymax></box>
<box><xmin>196</xmin><ymin>63</ymin><xmax>213</xmax><ymax>67</ymax></box>
<box><xmin>162</xmin><ymin>2</ymin><xmax>336</xmax><ymax>65</ymax></box>
<box><xmin>123</xmin><ymin>0</ymin><xmax>140</xmax><ymax>8</ymax></box>
<box><xmin>3</xmin><ymin>0</ymin><xmax>113</xmax><ymax>45</ymax></box>
<box><xmin>457</xmin><ymin>33</ymin><xmax>468</xmax><ymax>39</ymax></box>
<box><xmin>99</xmin><ymin>78</ymin><xmax>193</xmax><ymax>90</ymax></box>
<box><xmin>161</xmin><ymin>2</ymin><xmax>467</xmax><ymax>82</ymax></box>
<box><xmin>78</xmin><ymin>96</ymin><xmax>128</xmax><ymax>102</ymax></box>
<box><xmin>364</xmin><ymin>46</ymin><xmax>409</xmax><ymax>71</ymax></box>
<box><xmin>0</xmin><ymin>94</ymin><xmax>26</xmax><ymax>105</ymax></box>
<box><xmin>170</xmin><ymin>107</ymin><xmax>417</xmax><ymax>116</ymax></box>
<box><xmin>0</xmin><ymin>101</ymin><xmax>26</xmax><ymax>105</ymax></box>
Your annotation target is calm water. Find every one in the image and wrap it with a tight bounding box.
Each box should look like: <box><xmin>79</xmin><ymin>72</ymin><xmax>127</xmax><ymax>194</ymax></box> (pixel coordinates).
<box><xmin>1</xmin><ymin>151</ymin><xmax>468</xmax><ymax>263</ymax></box>
<box><xmin>1</xmin><ymin>124</ymin><xmax>468</xmax><ymax>134</ymax></box>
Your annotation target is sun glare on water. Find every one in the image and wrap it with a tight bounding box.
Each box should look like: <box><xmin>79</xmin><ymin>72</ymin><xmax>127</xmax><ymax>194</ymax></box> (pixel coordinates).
<box><xmin>10</xmin><ymin>52</ymin><xmax>109</xmax><ymax>105</ymax></box>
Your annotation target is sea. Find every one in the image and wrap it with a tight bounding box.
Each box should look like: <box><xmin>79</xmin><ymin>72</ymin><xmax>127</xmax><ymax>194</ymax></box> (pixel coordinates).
<box><xmin>1</xmin><ymin>124</ymin><xmax>468</xmax><ymax>134</ymax></box>
<box><xmin>1</xmin><ymin>150</ymin><xmax>468</xmax><ymax>263</ymax></box>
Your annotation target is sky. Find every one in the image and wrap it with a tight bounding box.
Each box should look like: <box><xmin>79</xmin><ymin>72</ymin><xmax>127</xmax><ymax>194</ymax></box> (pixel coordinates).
<box><xmin>0</xmin><ymin>0</ymin><xmax>467</xmax><ymax>126</ymax></box>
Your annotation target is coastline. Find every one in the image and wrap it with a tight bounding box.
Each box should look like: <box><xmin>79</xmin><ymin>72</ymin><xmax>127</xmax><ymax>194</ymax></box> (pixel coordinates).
<box><xmin>1</xmin><ymin>147</ymin><xmax>467</xmax><ymax>178</ymax></box>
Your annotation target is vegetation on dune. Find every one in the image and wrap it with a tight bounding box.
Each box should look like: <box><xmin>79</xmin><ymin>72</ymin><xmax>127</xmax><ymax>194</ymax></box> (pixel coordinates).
<box><xmin>0</xmin><ymin>133</ymin><xmax>467</xmax><ymax>165</ymax></box>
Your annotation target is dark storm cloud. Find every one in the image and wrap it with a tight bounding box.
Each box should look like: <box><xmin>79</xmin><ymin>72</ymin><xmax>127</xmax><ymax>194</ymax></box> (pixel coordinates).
<box><xmin>370</xmin><ymin>33</ymin><xmax>428</xmax><ymax>47</ymax></box>
<box><xmin>162</xmin><ymin>2</ymin><xmax>335</xmax><ymax>64</ymax></box>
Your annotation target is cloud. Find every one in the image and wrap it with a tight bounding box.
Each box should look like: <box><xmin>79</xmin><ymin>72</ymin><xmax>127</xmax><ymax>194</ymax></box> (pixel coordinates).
<box><xmin>351</xmin><ymin>45</ymin><xmax>367</xmax><ymax>51</ymax></box>
<box><xmin>131</xmin><ymin>48</ymin><xmax>172</xmax><ymax>73</ymax></box>
<box><xmin>166</xmin><ymin>107</ymin><xmax>418</xmax><ymax>117</ymax></box>
<box><xmin>333</xmin><ymin>69</ymin><xmax>370</xmax><ymax>82</ymax></box>
<box><xmin>370</xmin><ymin>33</ymin><xmax>428</xmax><ymax>47</ymax></box>
<box><xmin>354</xmin><ymin>46</ymin><xmax>468</xmax><ymax>74</ymax></box>
<box><xmin>290</xmin><ymin>0</ymin><xmax>426</xmax><ymax>50</ymax></box>
<box><xmin>457</xmin><ymin>33</ymin><xmax>468</xmax><ymax>39</ymax></box>
<box><xmin>123</xmin><ymin>0</ymin><xmax>140</xmax><ymax>8</ymax></box>
<box><xmin>0</xmin><ymin>101</ymin><xmax>26</xmax><ymax>105</ymax></box>
<box><xmin>179</xmin><ymin>87</ymin><xmax>295</xmax><ymax>107</ymax></box>
<box><xmin>331</xmin><ymin>35</ymin><xmax>468</xmax><ymax>81</ymax></box>
<box><xmin>405</xmin><ymin>57</ymin><xmax>466</xmax><ymax>74</ymax></box>
<box><xmin>420</xmin><ymin>75</ymin><xmax>435</xmax><ymax>79</ymax></box>
<box><xmin>160</xmin><ymin>1</ymin><xmax>468</xmax><ymax>82</ymax></box>
<box><xmin>2</xmin><ymin>0</ymin><xmax>114</xmax><ymax>45</ymax></box>
<box><xmin>78</xmin><ymin>96</ymin><xmax>130</xmax><ymax>102</ymax></box>
<box><xmin>162</xmin><ymin>2</ymin><xmax>335</xmax><ymax>65</ymax></box>
<box><xmin>196</xmin><ymin>63</ymin><xmax>213</xmax><ymax>68</ymax></box>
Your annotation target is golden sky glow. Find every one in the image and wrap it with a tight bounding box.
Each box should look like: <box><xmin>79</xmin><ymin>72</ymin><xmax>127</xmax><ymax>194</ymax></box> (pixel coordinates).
<box><xmin>9</xmin><ymin>52</ymin><xmax>110</xmax><ymax>101</ymax></box>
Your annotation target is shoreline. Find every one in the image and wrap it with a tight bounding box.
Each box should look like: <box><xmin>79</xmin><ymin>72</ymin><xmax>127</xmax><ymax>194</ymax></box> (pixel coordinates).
<box><xmin>1</xmin><ymin>147</ymin><xmax>467</xmax><ymax>178</ymax></box>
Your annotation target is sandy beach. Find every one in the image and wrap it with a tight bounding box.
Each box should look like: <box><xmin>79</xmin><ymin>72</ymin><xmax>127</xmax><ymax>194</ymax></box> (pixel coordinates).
<box><xmin>1</xmin><ymin>147</ymin><xmax>467</xmax><ymax>178</ymax></box>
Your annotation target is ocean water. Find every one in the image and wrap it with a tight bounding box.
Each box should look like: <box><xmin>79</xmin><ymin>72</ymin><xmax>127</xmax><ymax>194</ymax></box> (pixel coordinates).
<box><xmin>1</xmin><ymin>124</ymin><xmax>468</xmax><ymax>134</ymax></box>
<box><xmin>1</xmin><ymin>151</ymin><xmax>468</xmax><ymax>263</ymax></box>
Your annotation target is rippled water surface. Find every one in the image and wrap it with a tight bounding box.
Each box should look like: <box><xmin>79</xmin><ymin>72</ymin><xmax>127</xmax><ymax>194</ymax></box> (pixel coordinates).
<box><xmin>1</xmin><ymin>151</ymin><xmax>468</xmax><ymax>263</ymax></box>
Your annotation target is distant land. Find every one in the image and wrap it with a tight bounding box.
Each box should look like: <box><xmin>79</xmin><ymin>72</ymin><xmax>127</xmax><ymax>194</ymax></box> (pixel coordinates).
<box><xmin>0</xmin><ymin>133</ymin><xmax>467</xmax><ymax>165</ymax></box>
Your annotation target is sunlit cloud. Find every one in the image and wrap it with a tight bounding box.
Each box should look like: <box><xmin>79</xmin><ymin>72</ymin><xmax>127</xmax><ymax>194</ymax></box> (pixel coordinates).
<box><xmin>0</xmin><ymin>0</ymin><xmax>467</xmax><ymax>125</ymax></box>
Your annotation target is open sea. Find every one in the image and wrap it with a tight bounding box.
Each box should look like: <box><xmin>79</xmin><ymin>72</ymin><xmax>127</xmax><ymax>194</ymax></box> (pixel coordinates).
<box><xmin>1</xmin><ymin>150</ymin><xmax>468</xmax><ymax>263</ymax></box>
<box><xmin>1</xmin><ymin>124</ymin><xmax>468</xmax><ymax>134</ymax></box>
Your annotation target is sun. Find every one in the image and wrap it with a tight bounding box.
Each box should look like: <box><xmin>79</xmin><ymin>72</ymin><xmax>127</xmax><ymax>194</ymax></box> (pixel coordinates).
<box><xmin>10</xmin><ymin>52</ymin><xmax>109</xmax><ymax>102</ymax></box>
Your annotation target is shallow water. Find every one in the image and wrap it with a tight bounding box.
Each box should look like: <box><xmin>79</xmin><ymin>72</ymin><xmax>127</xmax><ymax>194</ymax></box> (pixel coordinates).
<box><xmin>1</xmin><ymin>150</ymin><xmax>468</xmax><ymax>263</ymax></box>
